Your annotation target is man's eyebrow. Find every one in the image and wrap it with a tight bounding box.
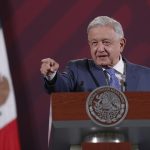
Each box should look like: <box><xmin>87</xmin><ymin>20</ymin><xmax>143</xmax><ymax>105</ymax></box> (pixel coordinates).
<box><xmin>88</xmin><ymin>39</ymin><xmax>97</xmax><ymax>42</ymax></box>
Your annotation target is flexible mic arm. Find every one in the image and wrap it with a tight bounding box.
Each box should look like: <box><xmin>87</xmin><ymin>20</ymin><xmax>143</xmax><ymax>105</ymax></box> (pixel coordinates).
<box><xmin>121</xmin><ymin>75</ymin><xmax>127</xmax><ymax>92</ymax></box>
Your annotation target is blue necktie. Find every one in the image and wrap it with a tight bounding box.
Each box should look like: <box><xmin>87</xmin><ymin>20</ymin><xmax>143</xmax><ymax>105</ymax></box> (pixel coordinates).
<box><xmin>106</xmin><ymin>68</ymin><xmax>121</xmax><ymax>91</ymax></box>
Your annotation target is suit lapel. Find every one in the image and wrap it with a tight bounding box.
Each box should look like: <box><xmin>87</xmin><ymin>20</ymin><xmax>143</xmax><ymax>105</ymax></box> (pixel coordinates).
<box><xmin>88</xmin><ymin>60</ymin><xmax>107</xmax><ymax>87</ymax></box>
<box><xmin>87</xmin><ymin>59</ymin><xmax>140</xmax><ymax>90</ymax></box>
<box><xmin>126</xmin><ymin>62</ymin><xmax>139</xmax><ymax>91</ymax></box>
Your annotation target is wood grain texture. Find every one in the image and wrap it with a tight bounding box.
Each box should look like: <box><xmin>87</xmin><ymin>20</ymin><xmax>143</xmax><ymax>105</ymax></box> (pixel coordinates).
<box><xmin>52</xmin><ymin>92</ymin><xmax>150</xmax><ymax>120</ymax></box>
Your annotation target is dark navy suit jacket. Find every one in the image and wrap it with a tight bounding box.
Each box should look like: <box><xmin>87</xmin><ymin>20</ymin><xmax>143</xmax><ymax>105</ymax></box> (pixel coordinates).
<box><xmin>44</xmin><ymin>58</ymin><xmax>150</xmax><ymax>93</ymax></box>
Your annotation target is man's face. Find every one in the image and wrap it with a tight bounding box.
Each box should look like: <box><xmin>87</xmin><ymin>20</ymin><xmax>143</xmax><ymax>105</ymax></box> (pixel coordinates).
<box><xmin>88</xmin><ymin>25</ymin><xmax>126</xmax><ymax>67</ymax></box>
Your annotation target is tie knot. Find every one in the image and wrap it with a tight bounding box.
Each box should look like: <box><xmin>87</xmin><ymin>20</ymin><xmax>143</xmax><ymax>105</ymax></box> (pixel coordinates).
<box><xmin>105</xmin><ymin>68</ymin><xmax>116</xmax><ymax>76</ymax></box>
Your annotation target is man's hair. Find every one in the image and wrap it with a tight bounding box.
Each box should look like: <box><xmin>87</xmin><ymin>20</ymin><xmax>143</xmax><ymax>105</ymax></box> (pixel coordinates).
<box><xmin>87</xmin><ymin>16</ymin><xmax>124</xmax><ymax>38</ymax></box>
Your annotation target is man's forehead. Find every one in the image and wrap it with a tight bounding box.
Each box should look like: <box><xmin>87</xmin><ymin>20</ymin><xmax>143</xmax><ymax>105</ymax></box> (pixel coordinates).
<box><xmin>88</xmin><ymin>26</ymin><xmax>119</xmax><ymax>41</ymax></box>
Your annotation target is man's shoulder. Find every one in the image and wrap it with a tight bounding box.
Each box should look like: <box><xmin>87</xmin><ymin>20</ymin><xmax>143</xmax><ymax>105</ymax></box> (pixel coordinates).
<box><xmin>126</xmin><ymin>60</ymin><xmax>150</xmax><ymax>73</ymax></box>
<box><xmin>69</xmin><ymin>58</ymin><xmax>93</xmax><ymax>66</ymax></box>
<box><xmin>67</xmin><ymin>58</ymin><xmax>95</xmax><ymax>71</ymax></box>
<box><xmin>70</xmin><ymin>58</ymin><xmax>92</xmax><ymax>63</ymax></box>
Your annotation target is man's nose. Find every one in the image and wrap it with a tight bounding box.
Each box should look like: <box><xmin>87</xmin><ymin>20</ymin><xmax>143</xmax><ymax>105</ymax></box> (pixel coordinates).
<box><xmin>97</xmin><ymin>42</ymin><xmax>104</xmax><ymax>52</ymax></box>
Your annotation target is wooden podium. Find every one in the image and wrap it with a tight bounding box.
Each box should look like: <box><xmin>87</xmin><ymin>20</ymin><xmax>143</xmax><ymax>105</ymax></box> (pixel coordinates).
<box><xmin>50</xmin><ymin>92</ymin><xmax>150</xmax><ymax>150</ymax></box>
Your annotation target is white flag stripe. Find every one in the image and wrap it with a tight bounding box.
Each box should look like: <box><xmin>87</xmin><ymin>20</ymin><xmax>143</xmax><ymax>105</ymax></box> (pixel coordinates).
<box><xmin>0</xmin><ymin>28</ymin><xmax>17</xmax><ymax>128</ymax></box>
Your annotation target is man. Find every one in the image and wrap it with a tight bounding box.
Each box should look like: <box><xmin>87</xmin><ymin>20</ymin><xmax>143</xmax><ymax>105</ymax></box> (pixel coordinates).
<box><xmin>40</xmin><ymin>16</ymin><xmax>150</xmax><ymax>93</ymax></box>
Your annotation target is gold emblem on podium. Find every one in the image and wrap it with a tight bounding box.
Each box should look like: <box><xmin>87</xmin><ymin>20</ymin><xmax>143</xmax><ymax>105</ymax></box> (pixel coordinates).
<box><xmin>86</xmin><ymin>86</ymin><xmax>128</xmax><ymax>127</ymax></box>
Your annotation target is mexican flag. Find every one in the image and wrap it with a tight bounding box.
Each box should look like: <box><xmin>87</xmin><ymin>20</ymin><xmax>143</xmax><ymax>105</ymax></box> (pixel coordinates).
<box><xmin>0</xmin><ymin>27</ymin><xmax>20</xmax><ymax>149</ymax></box>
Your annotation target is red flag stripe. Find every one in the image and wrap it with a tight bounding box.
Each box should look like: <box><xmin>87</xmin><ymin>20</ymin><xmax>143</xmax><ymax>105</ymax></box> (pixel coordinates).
<box><xmin>0</xmin><ymin>119</ymin><xmax>20</xmax><ymax>150</ymax></box>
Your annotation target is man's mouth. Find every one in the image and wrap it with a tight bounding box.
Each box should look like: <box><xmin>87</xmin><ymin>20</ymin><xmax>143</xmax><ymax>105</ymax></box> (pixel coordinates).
<box><xmin>97</xmin><ymin>55</ymin><xmax>108</xmax><ymax>58</ymax></box>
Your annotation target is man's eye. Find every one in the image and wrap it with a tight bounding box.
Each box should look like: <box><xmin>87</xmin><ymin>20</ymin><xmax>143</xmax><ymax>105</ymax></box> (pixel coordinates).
<box><xmin>103</xmin><ymin>41</ymin><xmax>111</xmax><ymax>46</ymax></box>
<box><xmin>92</xmin><ymin>42</ymin><xmax>98</xmax><ymax>46</ymax></box>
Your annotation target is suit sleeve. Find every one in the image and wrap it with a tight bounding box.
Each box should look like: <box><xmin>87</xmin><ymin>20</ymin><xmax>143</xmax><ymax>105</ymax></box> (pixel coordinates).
<box><xmin>43</xmin><ymin>61</ymin><xmax>78</xmax><ymax>93</ymax></box>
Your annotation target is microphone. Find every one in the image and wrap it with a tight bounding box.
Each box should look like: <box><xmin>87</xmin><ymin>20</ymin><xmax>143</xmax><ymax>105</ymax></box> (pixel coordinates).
<box><xmin>103</xmin><ymin>69</ymin><xmax>127</xmax><ymax>91</ymax></box>
<box><xmin>121</xmin><ymin>75</ymin><xmax>127</xmax><ymax>92</ymax></box>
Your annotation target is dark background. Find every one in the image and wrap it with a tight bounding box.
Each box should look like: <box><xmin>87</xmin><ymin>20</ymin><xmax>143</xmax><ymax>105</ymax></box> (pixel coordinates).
<box><xmin>0</xmin><ymin>0</ymin><xmax>150</xmax><ymax>150</ymax></box>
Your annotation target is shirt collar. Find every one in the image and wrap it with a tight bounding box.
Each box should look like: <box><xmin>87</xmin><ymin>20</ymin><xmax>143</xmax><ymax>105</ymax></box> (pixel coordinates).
<box><xmin>113</xmin><ymin>56</ymin><xmax>124</xmax><ymax>74</ymax></box>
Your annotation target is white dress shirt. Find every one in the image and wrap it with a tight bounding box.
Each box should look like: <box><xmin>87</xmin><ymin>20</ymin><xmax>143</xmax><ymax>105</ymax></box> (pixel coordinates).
<box><xmin>112</xmin><ymin>56</ymin><xmax>125</xmax><ymax>85</ymax></box>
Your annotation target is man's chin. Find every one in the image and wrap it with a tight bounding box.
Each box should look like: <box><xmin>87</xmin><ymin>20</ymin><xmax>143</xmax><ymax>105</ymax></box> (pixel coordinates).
<box><xmin>96</xmin><ymin>61</ymin><xmax>110</xmax><ymax>67</ymax></box>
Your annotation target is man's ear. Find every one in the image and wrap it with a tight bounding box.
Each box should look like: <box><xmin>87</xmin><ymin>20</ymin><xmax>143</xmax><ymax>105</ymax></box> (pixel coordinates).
<box><xmin>120</xmin><ymin>38</ymin><xmax>126</xmax><ymax>53</ymax></box>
